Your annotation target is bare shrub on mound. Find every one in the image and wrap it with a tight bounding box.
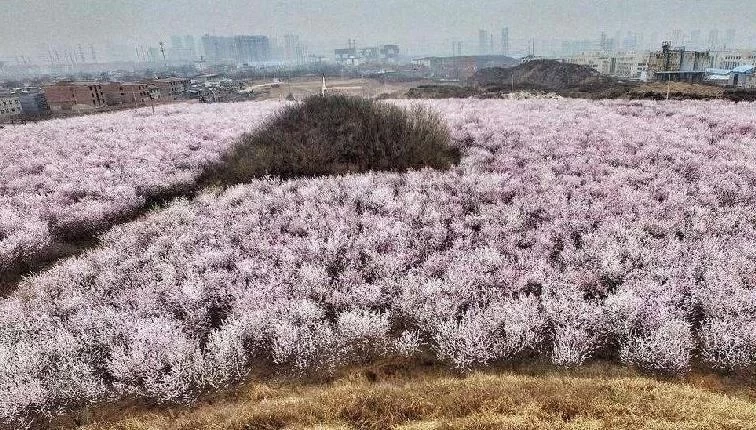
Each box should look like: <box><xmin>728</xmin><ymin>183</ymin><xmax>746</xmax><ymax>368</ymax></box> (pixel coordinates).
<box><xmin>210</xmin><ymin>95</ymin><xmax>460</xmax><ymax>183</ymax></box>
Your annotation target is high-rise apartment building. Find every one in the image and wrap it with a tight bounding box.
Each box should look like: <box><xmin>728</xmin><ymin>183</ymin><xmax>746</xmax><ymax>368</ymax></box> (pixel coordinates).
<box><xmin>201</xmin><ymin>34</ymin><xmax>270</xmax><ymax>64</ymax></box>
<box><xmin>501</xmin><ymin>27</ymin><xmax>510</xmax><ymax>55</ymax></box>
<box><xmin>478</xmin><ymin>30</ymin><xmax>489</xmax><ymax>55</ymax></box>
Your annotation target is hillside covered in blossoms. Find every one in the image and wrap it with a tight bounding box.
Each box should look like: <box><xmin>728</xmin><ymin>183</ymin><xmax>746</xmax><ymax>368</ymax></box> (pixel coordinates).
<box><xmin>0</xmin><ymin>102</ymin><xmax>279</xmax><ymax>279</ymax></box>
<box><xmin>2</xmin><ymin>98</ymin><xmax>756</xmax><ymax>426</ymax></box>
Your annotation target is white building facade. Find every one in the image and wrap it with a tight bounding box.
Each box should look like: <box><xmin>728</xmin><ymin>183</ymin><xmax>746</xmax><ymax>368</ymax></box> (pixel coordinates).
<box><xmin>712</xmin><ymin>50</ymin><xmax>756</xmax><ymax>70</ymax></box>
<box><xmin>563</xmin><ymin>51</ymin><xmax>649</xmax><ymax>80</ymax></box>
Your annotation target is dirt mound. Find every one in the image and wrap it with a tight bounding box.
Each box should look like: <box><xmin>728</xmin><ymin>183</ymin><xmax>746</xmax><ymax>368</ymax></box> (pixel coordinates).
<box><xmin>472</xmin><ymin>59</ymin><xmax>618</xmax><ymax>92</ymax></box>
<box><xmin>405</xmin><ymin>85</ymin><xmax>480</xmax><ymax>99</ymax></box>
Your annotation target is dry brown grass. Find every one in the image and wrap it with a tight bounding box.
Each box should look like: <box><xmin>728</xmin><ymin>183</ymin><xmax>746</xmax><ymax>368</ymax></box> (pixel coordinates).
<box><xmin>630</xmin><ymin>82</ymin><xmax>726</xmax><ymax>99</ymax></box>
<box><xmin>246</xmin><ymin>77</ymin><xmax>426</xmax><ymax>101</ymax></box>
<box><xmin>56</xmin><ymin>359</ymin><xmax>756</xmax><ymax>430</ymax></box>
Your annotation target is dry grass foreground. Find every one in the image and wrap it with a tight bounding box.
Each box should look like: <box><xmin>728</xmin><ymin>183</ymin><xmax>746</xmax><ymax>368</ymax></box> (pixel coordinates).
<box><xmin>61</xmin><ymin>359</ymin><xmax>756</xmax><ymax>430</ymax></box>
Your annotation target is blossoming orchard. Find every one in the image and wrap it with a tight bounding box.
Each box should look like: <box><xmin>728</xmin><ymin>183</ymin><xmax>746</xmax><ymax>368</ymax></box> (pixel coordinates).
<box><xmin>0</xmin><ymin>102</ymin><xmax>279</xmax><ymax>272</ymax></box>
<box><xmin>2</xmin><ymin>98</ymin><xmax>756</xmax><ymax>424</ymax></box>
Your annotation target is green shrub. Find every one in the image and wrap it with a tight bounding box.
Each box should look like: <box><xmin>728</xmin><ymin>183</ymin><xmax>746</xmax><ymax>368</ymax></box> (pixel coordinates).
<box><xmin>209</xmin><ymin>95</ymin><xmax>459</xmax><ymax>184</ymax></box>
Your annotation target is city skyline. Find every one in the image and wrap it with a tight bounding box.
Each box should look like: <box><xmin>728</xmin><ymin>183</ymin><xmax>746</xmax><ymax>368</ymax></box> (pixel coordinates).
<box><xmin>2</xmin><ymin>0</ymin><xmax>756</xmax><ymax>63</ymax></box>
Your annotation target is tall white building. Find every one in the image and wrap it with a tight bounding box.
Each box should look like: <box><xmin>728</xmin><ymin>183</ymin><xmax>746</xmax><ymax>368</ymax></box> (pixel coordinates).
<box><xmin>501</xmin><ymin>28</ymin><xmax>510</xmax><ymax>55</ymax></box>
<box><xmin>564</xmin><ymin>51</ymin><xmax>649</xmax><ymax>80</ymax></box>
<box><xmin>712</xmin><ymin>49</ymin><xmax>756</xmax><ymax>70</ymax></box>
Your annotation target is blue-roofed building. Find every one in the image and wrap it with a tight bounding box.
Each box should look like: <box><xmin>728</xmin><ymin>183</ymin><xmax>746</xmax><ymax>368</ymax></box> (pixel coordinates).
<box><xmin>732</xmin><ymin>65</ymin><xmax>755</xmax><ymax>73</ymax></box>
<box><xmin>731</xmin><ymin>65</ymin><xmax>755</xmax><ymax>88</ymax></box>
<box><xmin>705</xmin><ymin>68</ymin><xmax>732</xmax><ymax>75</ymax></box>
<box><xmin>704</xmin><ymin>65</ymin><xmax>755</xmax><ymax>88</ymax></box>
<box><xmin>704</xmin><ymin>68</ymin><xmax>732</xmax><ymax>85</ymax></box>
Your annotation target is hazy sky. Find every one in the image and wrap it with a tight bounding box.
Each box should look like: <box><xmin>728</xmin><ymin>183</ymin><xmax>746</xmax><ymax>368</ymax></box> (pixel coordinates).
<box><xmin>1</xmin><ymin>0</ymin><xmax>755</xmax><ymax>58</ymax></box>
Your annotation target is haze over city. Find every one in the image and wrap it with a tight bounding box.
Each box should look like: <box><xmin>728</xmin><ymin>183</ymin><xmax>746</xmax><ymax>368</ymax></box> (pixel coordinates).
<box><xmin>2</xmin><ymin>0</ymin><xmax>756</xmax><ymax>60</ymax></box>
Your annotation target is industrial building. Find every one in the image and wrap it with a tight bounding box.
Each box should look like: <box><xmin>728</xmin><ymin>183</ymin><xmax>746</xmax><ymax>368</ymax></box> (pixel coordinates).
<box><xmin>335</xmin><ymin>44</ymin><xmax>401</xmax><ymax>66</ymax></box>
<box><xmin>335</xmin><ymin>46</ymin><xmax>359</xmax><ymax>66</ymax></box>
<box><xmin>565</xmin><ymin>51</ymin><xmax>648</xmax><ymax>80</ymax></box>
<box><xmin>646</xmin><ymin>42</ymin><xmax>712</xmax><ymax>82</ymax></box>
<box><xmin>380</xmin><ymin>45</ymin><xmax>401</xmax><ymax>62</ymax></box>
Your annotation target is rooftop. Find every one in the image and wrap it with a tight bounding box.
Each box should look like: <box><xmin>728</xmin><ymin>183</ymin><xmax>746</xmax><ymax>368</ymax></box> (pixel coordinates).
<box><xmin>152</xmin><ymin>77</ymin><xmax>190</xmax><ymax>83</ymax></box>
<box><xmin>44</xmin><ymin>81</ymin><xmax>103</xmax><ymax>87</ymax></box>
<box><xmin>706</xmin><ymin>68</ymin><xmax>732</xmax><ymax>75</ymax></box>
<box><xmin>732</xmin><ymin>65</ymin><xmax>755</xmax><ymax>74</ymax></box>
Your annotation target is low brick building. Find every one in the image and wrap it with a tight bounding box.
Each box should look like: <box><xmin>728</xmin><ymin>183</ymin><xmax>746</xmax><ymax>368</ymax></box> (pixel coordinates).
<box><xmin>18</xmin><ymin>91</ymin><xmax>50</xmax><ymax>115</ymax></box>
<box><xmin>43</xmin><ymin>82</ymin><xmax>106</xmax><ymax>111</ymax></box>
<box><xmin>0</xmin><ymin>95</ymin><xmax>21</xmax><ymax>118</ymax></box>
<box><xmin>149</xmin><ymin>77</ymin><xmax>189</xmax><ymax>99</ymax></box>
<box><xmin>101</xmin><ymin>82</ymin><xmax>150</xmax><ymax>106</ymax></box>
